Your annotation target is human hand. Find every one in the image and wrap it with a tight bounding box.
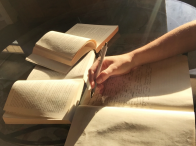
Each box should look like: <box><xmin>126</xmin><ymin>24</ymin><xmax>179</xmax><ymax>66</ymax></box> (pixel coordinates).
<box><xmin>88</xmin><ymin>53</ymin><xmax>135</xmax><ymax>91</ymax></box>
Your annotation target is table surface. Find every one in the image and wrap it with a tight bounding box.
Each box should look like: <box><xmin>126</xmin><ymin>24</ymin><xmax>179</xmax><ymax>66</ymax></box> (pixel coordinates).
<box><xmin>0</xmin><ymin>0</ymin><xmax>196</xmax><ymax>145</ymax></box>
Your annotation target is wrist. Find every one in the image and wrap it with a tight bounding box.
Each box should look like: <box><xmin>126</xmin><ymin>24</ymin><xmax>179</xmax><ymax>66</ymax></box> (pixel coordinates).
<box><xmin>126</xmin><ymin>51</ymin><xmax>138</xmax><ymax>68</ymax></box>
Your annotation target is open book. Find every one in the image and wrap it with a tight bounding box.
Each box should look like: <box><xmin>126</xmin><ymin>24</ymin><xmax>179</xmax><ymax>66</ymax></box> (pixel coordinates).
<box><xmin>3</xmin><ymin>79</ymin><xmax>84</xmax><ymax>124</ymax></box>
<box><xmin>3</xmin><ymin>51</ymin><xmax>95</xmax><ymax>124</ymax></box>
<box><xmin>26</xmin><ymin>23</ymin><xmax>118</xmax><ymax>70</ymax></box>
<box><xmin>27</xmin><ymin>50</ymin><xmax>95</xmax><ymax>84</ymax></box>
<box><xmin>64</xmin><ymin>55</ymin><xmax>195</xmax><ymax>146</ymax></box>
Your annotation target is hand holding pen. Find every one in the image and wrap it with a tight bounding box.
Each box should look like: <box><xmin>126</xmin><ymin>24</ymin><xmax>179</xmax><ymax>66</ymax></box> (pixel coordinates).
<box><xmin>88</xmin><ymin>44</ymin><xmax>135</xmax><ymax>96</ymax></box>
<box><xmin>90</xmin><ymin>43</ymin><xmax>108</xmax><ymax>98</ymax></box>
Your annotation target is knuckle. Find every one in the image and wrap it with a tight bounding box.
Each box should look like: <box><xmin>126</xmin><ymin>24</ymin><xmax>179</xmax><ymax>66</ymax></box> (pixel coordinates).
<box><xmin>111</xmin><ymin>65</ymin><xmax>118</xmax><ymax>72</ymax></box>
<box><xmin>103</xmin><ymin>70</ymin><xmax>109</xmax><ymax>76</ymax></box>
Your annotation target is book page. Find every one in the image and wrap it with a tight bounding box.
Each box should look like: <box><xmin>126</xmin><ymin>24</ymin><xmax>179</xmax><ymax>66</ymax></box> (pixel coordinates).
<box><xmin>27</xmin><ymin>51</ymin><xmax>95</xmax><ymax>83</ymax></box>
<box><xmin>26</xmin><ymin>54</ymin><xmax>72</xmax><ymax>74</ymax></box>
<box><xmin>35</xmin><ymin>31</ymin><xmax>96</xmax><ymax>60</ymax></box>
<box><xmin>82</xmin><ymin>55</ymin><xmax>193</xmax><ymax>112</ymax></box>
<box><xmin>4</xmin><ymin>79</ymin><xmax>84</xmax><ymax>119</ymax></box>
<box><xmin>27</xmin><ymin>65</ymin><xmax>67</xmax><ymax>80</ymax></box>
<box><xmin>66</xmin><ymin>24</ymin><xmax>118</xmax><ymax>50</ymax></box>
<box><xmin>65</xmin><ymin>106</ymin><xmax>195</xmax><ymax>146</ymax></box>
<box><xmin>3</xmin><ymin>111</ymin><xmax>77</xmax><ymax>124</ymax></box>
<box><xmin>3</xmin><ymin>112</ymin><xmax>72</xmax><ymax>124</ymax></box>
<box><xmin>65</xmin><ymin>50</ymin><xmax>95</xmax><ymax>82</ymax></box>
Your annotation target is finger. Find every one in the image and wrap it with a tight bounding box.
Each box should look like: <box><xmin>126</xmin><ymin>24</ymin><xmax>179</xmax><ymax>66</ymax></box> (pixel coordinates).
<box><xmin>96</xmin><ymin>67</ymin><xmax>114</xmax><ymax>84</ymax></box>
<box><xmin>88</xmin><ymin>70</ymin><xmax>95</xmax><ymax>88</ymax></box>
<box><xmin>89</xmin><ymin>57</ymin><xmax>101</xmax><ymax>74</ymax></box>
<box><xmin>88</xmin><ymin>57</ymin><xmax>101</xmax><ymax>88</ymax></box>
<box><xmin>100</xmin><ymin>61</ymin><xmax>109</xmax><ymax>73</ymax></box>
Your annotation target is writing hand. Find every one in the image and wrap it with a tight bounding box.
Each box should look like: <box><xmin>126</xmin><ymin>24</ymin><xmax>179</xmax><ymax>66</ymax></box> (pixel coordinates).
<box><xmin>88</xmin><ymin>53</ymin><xmax>135</xmax><ymax>92</ymax></box>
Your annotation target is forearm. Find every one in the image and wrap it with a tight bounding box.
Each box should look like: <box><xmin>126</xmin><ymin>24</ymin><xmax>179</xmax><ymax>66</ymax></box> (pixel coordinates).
<box><xmin>88</xmin><ymin>20</ymin><xmax>196</xmax><ymax>87</ymax></box>
<box><xmin>129</xmin><ymin>20</ymin><xmax>196</xmax><ymax>67</ymax></box>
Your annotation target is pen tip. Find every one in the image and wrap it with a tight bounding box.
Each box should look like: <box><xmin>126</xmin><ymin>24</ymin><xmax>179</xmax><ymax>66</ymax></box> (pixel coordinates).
<box><xmin>91</xmin><ymin>91</ymin><xmax>93</xmax><ymax>98</ymax></box>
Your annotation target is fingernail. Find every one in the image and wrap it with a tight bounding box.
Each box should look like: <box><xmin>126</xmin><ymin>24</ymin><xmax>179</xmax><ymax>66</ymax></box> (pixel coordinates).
<box><xmin>91</xmin><ymin>70</ymin><xmax>94</xmax><ymax>75</ymax></box>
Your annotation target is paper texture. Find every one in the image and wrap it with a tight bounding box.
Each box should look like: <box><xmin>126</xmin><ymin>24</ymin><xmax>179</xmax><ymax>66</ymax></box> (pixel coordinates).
<box><xmin>65</xmin><ymin>106</ymin><xmax>195</xmax><ymax>146</ymax></box>
<box><xmin>3</xmin><ymin>112</ymin><xmax>72</xmax><ymax>124</ymax></box>
<box><xmin>27</xmin><ymin>51</ymin><xmax>95</xmax><ymax>83</ymax></box>
<box><xmin>4</xmin><ymin>79</ymin><xmax>84</xmax><ymax>119</ymax></box>
<box><xmin>65</xmin><ymin>50</ymin><xmax>95</xmax><ymax>82</ymax></box>
<box><xmin>27</xmin><ymin>65</ymin><xmax>68</xmax><ymax>80</ymax></box>
<box><xmin>36</xmin><ymin>31</ymin><xmax>93</xmax><ymax>59</ymax></box>
<box><xmin>66</xmin><ymin>24</ymin><xmax>118</xmax><ymax>48</ymax></box>
<box><xmin>26</xmin><ymin>54</ymin><xmax>72</xmax><ymax>74</ymax></box>
<box><xmin>81</xmin><ymin>55</ymin><xmax>193</xmax><ymax>112</ymax></box>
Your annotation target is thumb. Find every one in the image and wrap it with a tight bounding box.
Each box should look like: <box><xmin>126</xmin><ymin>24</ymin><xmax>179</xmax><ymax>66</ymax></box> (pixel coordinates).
<box><xmin>96</xmin><ymin>67</ymin><xmax>114</xmax><ymax>84</ymax></box>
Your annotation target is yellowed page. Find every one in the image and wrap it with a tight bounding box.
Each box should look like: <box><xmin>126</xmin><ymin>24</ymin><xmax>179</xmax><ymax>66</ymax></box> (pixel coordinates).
<box><xmin>27</xmin><ymin>65</ymin><xmax>67</xmax><ymax>80</ymax></box>
<box><xmin>26</xmin><ymin>54</ymin><xmax>72</xmax><ymax>74</ymax></box>
<box><xmin>66</xmin><ymin>23</ymin><xmax>118</xmax><ymax>48</ymax></box>
<box><xmin>82</xmin><ymin>55</ymin><xmax>193</xmax><ymax>112</ymax></box>
<box><xmin>4</xmin><ymin>79</ymin><xmax>84</xmax><ymax>119</ymax></box>
<box><xmin>3</xmin><ymin>112</ymin><xmax>72</xmax><ymax>124</ymax></box>
<box><xmin>27</xmin><ymin>51</ymin><xmax>95</xmax><ymax>83</ymax></box>
<box><xmin>65</xmin><ymin>106</ymin><xmax>195</xmax><ymax>146</ymax></box>
<box><xmin>35</xmin><ymin>31</ymin><xmax>95</xmax><ymax>60</ymax></box>
<box><xmin>65</xmin><ymin>50</ymin><xmax>95</xmax><ymax>83</ymax></box>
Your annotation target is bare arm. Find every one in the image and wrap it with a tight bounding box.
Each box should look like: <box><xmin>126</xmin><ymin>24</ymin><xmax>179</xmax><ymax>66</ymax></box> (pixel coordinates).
<box><xmin>89</xmin><ymin>20</ymin><xmax>196</xmax><ymax>88</ymax></box>
<box><xmin>131</xmin><ymin>20</ymin><xmax>196</xmax><ymax>67</ymax></box>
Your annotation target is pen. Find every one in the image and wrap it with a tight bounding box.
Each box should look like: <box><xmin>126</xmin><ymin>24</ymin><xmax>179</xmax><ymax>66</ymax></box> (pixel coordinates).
<box><xmin>91</xmin><ymin>42</ymin><xmax>108</xmax><ymax>98</ymax></box>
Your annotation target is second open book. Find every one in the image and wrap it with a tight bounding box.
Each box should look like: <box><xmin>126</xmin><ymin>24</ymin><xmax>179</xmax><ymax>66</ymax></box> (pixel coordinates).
<box><xmin>26</xmin><ymin>23</ymin><xmax>118</xmax><ymax>70</ymax></box>
<box><xmin>64</xmin><ymin>55</ymin><xmax>195</xmax><ymax>146</ymax></box>
<box><xmin>3</xmin><ymin>51</ymin><xmax>96</xmax><ymax>124</ymax></box>
<box><xmin>81</xmin><ymin>55</ymin><xmax>193</xmax><ymax>112</ymax></box>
